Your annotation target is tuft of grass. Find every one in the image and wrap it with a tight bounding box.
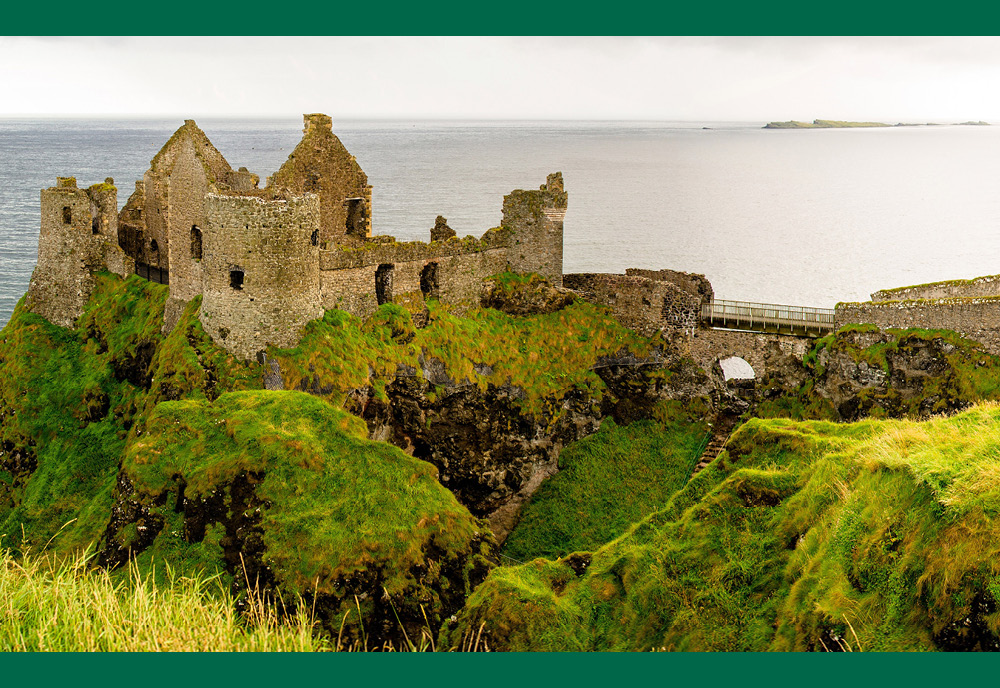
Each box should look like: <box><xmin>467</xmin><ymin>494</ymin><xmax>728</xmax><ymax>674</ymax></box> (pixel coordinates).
<box><xmin>0</xmin><ymin>547</ymin><xmax>329</xmax><ymax>651</ymax></box>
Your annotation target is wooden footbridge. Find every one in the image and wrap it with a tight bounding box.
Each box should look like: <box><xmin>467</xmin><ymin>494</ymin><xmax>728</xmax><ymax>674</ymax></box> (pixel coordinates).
<box><xmin>701</xmin><ymin>299</ymin><xmax>835</xmax><ymax>337</ymax></box>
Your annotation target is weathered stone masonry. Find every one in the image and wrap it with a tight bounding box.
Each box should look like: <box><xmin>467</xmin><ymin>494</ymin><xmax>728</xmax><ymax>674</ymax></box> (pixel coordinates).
<box><xmin>26</xmin><ymin>114</ymin><xmax>570</xmax><ymax>361</ymax></box>
<box><xmin>26</xmin><ymin>177</ymin><xmax>132</xmax><ymax>328</ymax></box>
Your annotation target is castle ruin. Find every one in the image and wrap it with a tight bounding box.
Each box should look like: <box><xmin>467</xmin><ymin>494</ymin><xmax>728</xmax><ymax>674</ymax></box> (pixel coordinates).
<box><xmin>27</xmin><ymin>114</ymin><xmax>569</xmax><ymax>360</ymax></box>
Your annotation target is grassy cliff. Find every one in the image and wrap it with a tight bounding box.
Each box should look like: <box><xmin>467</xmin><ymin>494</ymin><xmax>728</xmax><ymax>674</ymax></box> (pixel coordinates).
<box><xmin>443</xmin><ymin>404</ymin><xmax>1000</xmax><ymax>651</ymax></box>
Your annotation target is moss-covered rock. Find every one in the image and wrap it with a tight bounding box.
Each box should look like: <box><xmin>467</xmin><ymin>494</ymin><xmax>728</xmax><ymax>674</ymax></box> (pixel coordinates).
<box><xmin>756</xmin><ymin>325</ymin><xmax>1000</xmax><ymax>421</ymax></box>
<box><xmin>101</xmin><ymin>390</ymin><xmax>494</xmax><ymax>646</ymax></box>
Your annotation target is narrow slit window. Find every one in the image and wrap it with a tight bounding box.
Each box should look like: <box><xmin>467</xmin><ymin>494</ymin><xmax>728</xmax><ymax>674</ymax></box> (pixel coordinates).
<box><xmin>191</xmin><ymin>225</ymin><xmax>203</xmax><ymax>260</ymax></box>
<box><xmin>230</xmin><ymin>269</ymin><xmax>244</xmax><ymax>290</ymax></box>
<box><xmin>62</xmin><ymin>206</ymin><xmax>71</xmax><ymax>225</ymax></box>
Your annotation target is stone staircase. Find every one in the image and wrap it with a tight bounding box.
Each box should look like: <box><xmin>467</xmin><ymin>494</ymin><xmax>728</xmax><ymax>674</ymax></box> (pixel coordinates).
<box><xmin>691</xmin><ymin>413</ymin><xmax>740</xmax><ymax>477</ymax></box>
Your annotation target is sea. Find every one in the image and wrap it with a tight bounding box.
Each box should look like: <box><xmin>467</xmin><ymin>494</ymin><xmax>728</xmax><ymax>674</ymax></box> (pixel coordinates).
<box><xmin>3</xmin><ymin>118</ymin><xmax>1000</xmax><ymax>328</ymax></box>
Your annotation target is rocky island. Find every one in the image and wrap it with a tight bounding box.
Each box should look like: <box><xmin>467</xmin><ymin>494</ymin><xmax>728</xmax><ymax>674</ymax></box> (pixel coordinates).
<box><xmin>7</xmin><ymin>115</ymin><xmax>1000</xmax><ymax>651</ymax></box>
<box><xmin>765</xmin><ymin>119</ymin><xmax>990</xmax><ymax>129</ymax></box>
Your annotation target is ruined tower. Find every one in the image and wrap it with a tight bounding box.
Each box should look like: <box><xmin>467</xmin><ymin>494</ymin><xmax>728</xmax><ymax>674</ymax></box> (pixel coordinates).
<box><xmin>198</xmin><ymin>193</ymin><xmax>323</xmax><ymax>361</ymax></box>
<box><xmin>502</xmin><ymin>172</ymin><xmax>567</xmax><ymax>287</ymax></box>
<box><xmin>266</xmin><ymin>114</ymin><xmax>372</xmax><ymax>248</ymax></box>
<box><xmin>26</xmin><ymin>177</ymin><xmax>133</xmax><ymax>327</ymax></box>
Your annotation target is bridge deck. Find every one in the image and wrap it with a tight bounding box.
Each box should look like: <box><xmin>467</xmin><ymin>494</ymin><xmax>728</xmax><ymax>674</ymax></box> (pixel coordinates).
<box><xmin>701</xmin><ymin>299</ymin><xmax>835</xmax><ymax>337</ymax></box>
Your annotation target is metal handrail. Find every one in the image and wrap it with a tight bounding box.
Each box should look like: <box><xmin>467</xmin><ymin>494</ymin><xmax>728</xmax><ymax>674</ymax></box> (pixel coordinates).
<box><xmin>702</xmin><ymin>299</ymin><xmax>834</xmax><ymax>324</ymax></box>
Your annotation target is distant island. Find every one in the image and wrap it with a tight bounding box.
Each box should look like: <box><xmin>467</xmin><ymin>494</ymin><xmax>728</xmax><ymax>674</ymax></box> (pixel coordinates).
<box><xmin>764</xmin><ymin>119</ymin><xmax>990</xmax><ymax>129</ymax></box>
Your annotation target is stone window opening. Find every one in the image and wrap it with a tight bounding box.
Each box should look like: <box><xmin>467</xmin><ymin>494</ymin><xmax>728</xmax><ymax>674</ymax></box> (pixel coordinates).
<box><xmin>310</xmin><ymin>229</ymin><xmax>319</xmax><ymax>247</ymax></box>
<box><xmin>92</xmin><ymin>218</ymin><xmax>100</xmax><ymax>235</ymax></box>
<box><xmin>230</xmin><ymin>268</ymin><xmax>245</xmax><ymax>290</ymax></box>
<box><xmin>62</xmin><ymin>206</ymin><xmax>71</xmax><ymax>225</ymax></box>
<box><xmin>344</xmin><ymin>198</ymin><xmax>367</xmax><ymax>238</ymax></box>
<box><xmin>375</xmin><ymin>264</ymin><xmax>394</xmax><ymax>305</ymax></box>
<box><xmin>191</xmin><ymin>225</ymin><xmax>203</xmax><ymax>260</ymax></box>
<box><xmin>150</xmin><ymin>239</ymin><xmax>159</xmax><ymax>253</ymax></box>
<box><xmin>420</xmin><ymin>262</ymin><xmax>439</xmax><ymax>300</ymax></box>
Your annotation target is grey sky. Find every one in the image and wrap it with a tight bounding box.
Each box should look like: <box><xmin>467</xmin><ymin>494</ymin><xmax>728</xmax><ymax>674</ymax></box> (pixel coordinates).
<box><xmin>4</xmin><ymin>36</ymin><xmax>1000</xmax><ymax>120</ymax></box>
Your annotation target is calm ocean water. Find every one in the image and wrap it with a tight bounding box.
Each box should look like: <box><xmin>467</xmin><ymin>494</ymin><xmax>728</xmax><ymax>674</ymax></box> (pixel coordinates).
<box><xmin>3</xmin><ymin>118</ymin><xmax>1000</xmax><ymax>327</ymax></box>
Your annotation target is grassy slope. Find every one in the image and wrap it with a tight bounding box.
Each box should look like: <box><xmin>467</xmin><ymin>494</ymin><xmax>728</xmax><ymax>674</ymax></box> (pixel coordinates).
<box><xmin>124</xmin><ymin>390</ymin><xmax>489</xmax><ymax>600</ymax></box>
<box><xmin>0</xmin><ymin>275</ymin><xmax>168</xmax><ymax>550</ymax></box>
<box><xmin>502</xmin><ymin>401</ymin><xmax>710</xmax><ymax>562</ymax></box>
<box><xmin>444</xmin><ymin>403</ymin><xmax>1000</xmax><ymax>651</ymax></box>
<box><xmin>0</xmin><ymin>275</ymin><xmax>261</xmax><ymax>553</ymax></box>
<box><xmin>271</xmin><ymin>296</ymin><xmax>655</xmax><ymax>421</ymax></box>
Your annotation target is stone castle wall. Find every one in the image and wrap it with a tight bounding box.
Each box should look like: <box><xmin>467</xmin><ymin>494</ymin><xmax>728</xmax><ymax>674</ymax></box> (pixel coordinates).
<box><xmin>503</xmin><ymin>173</ymin><xmax>566</xmax><ymax>287</ymax></box>
<box><xmin>266</xmin><ymin>114</ymin><xmax>372</xmax><ymax>248</ymax></box>
<box><xmin>164</xmin><ymin>135</ymin><xmax>213</xmax><ymax>323</ymax></box>
<box><xmin>564</xmin><ymin>269</ymin><xmax>710</xmax><ymax>337</ymax></box>
<box><xmin>871</xmin><ymin>274</ymin><xmax>1000</xmax><ymax>302</ymax></box>
<box><xmin>836</xmin><ymin>297</ymin><xmax>1000</xmax><ymax>356</ymax></box>
<box><xmin>320</xmin><ymin>248</ymin><xmax>509</xmax><ymax>319</ymax></box>
<box><xmin>684</xmin><ymin>328</ymin><xmax>812</xmax><ymax>380</ymax></box>
<box><xmin>200</xmin><ymin>194</ymin><xmax>322</xmax><ymax>360</ymax></box>
<box><xmin>26</xmin><ymin>178</ymin><xmax>133</xmax><ymax>328</ymax></box>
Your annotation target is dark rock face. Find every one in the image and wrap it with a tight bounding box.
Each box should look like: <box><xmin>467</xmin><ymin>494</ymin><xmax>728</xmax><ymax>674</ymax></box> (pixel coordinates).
<box><xmin>756</xmin><ymin>328</ymin><xmax>996</xmax><ymax>422</ymax></box>
<box><xmin>360</xmin><ymin>349</ymin><xmax>715</xmax><ymax>541</ymax></box>
<box><xmin>98</xmin><ymin>466</ymin><xmax>494</xmax><ymax>648</ymax></box>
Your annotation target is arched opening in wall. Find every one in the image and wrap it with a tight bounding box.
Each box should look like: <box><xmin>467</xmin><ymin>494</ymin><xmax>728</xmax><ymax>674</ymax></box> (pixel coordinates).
<box><xmin>230</xmin><ymin>268</ymin><xmax>245</xmax><ymax>290</ymax></box>
<box><xmin>310</xmin><ymin>229</ymin><xmax>319</xmax><ymax>247</ymax></box>
<box><xmin>344</xmin><ymin>198</ymin><xmax>367</xmax><ymax>238</ymax></box>
<box><xmin>62</xmin><ymin>207</ymin><xmax>71</xmax><ymax>225</ymax></box>
<box><xmin>420</xmin><ymin>262</ymin><xmax>440</xmax><ymax>300</ymax></box>
<box><xmin>150</xmin><ymin>239</ymin><xmax>159</xmax><ymax>253</ymax></box>
<box><xmin>191</xmin><ymin>225</ymin><xmax>202</xmax><ymax>260</ymax></box>
<box><xmin>92</xmin><ymin>218</ymin><xmax>100</xmax><ymax>235</ymax></box>
<box><xmin>718</xmin><ymin>356</ymin><xmax>755</xmax><ymax>382</ymax></box>
<box><xmin>375</xmin><ymin>264</ymin><xmax>394</xmax><ymax>305</ymax></box>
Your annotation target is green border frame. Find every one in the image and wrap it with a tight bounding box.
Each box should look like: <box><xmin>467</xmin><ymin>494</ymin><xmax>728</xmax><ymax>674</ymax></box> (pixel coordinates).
<box><xmin>7</xmin><ymin>0</ymin><xmax>1000</xmax><ymax>35</ymax></box>
<box><xmin>6</xmin><ymin>0</ymin><xmax>1000</xmax><ymax>682</ymax></box>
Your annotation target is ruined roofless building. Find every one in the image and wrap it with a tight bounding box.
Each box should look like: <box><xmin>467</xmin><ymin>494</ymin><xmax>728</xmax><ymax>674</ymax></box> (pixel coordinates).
<box><xmin>26</xmin><ymin>114</ymin><xmax>568</xmax><ymax>361</ymax></box>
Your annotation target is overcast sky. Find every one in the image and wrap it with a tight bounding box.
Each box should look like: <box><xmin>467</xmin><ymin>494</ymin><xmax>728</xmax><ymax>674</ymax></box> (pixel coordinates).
<box><xmin>5</xmin><ymin>36</ymin><xmax>1000</xmax><ymax>121</ymax></box>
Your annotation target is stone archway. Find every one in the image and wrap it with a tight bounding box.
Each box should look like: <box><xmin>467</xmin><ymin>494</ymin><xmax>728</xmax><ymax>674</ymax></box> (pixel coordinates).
<box><xmin>718</xmin><ymin>356</ymin><xmax>756</xmax><ymax>381</ymax></box>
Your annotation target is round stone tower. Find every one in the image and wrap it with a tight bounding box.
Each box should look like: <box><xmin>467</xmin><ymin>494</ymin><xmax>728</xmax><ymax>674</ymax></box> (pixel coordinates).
<box><xmin>199</xmin><ymin>193</ymin><xmax>322</xmax><ymax>360</ymax></box>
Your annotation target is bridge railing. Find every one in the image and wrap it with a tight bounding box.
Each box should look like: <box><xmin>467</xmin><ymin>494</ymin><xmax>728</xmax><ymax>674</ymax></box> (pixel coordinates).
<box><xmin>701</xmin><ymin>299</ymin><xmax>835</xmax><ymax>336</ymax></box>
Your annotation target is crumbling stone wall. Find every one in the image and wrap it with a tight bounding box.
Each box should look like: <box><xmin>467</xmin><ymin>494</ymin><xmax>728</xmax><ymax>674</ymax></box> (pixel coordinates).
<box><xmin>683</xmin><ymin>328</ymin><xmax>811</xmax><ymax>380</ymax></box>
<box><xmin>266</xmin><ymin>114</ymin><xmax>372</xmax><ymax>248</ymax></box>
<box><xmin>200</xmin><ymin>194</ymin><xmax>322</xmax><ymax>360</ymax></box>
<box><xmin>320</xmin><ymin>249</ymin><xmax>510</xmax><ymax>319</ymax></box>
<box><xmin>836</xmin><ymin>298</ymin><xmax>1000</xmax><ymax>356</ymax></box>
<box><xmin>503</xmin><ymin>173</ymin><xmax>566</xmax><ymax>287</ymax></box>
<box><xmin>871</xmin><ymin>274</ymin><xmax>1000</xmax><ymax>302</ymax></box>
<box><xmin>564</xmin><ymin>270</ymin><xmax>709</xmax><ymax>337</ymax></box>
<box><xmin>26</xmin><ymin>178</ymin><xmax>133</xmax><ymax>328</ymax></box>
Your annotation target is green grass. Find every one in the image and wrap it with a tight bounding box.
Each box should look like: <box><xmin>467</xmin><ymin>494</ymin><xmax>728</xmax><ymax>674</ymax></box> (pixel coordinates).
<box><xmin>272</xmin><ymin>295</ymin><xmax>654</xmax><ymax>421</ymax></box>
<box><xmin>502</xmin><ymin>401</ymin><xmax>710</xmax><ymax>561</ymax></box>
<box><xmin>0</xmin><ymin>547</ymin><xmax>329</xmax><ymax>651</ymax></box>
<box><xmin>120</xmin><ymin>390</ymin><xmax>492</xmax><ymax>634</ymax></box>
<box><xmin>443</xmin><ymin>403</ymin><xmax>1000</xmax><ymax>651</ymax></box>
<box><xmin>0</xmin><ymin>274</ymin><xmax>168</xmax><ymax>551</ymax></box>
